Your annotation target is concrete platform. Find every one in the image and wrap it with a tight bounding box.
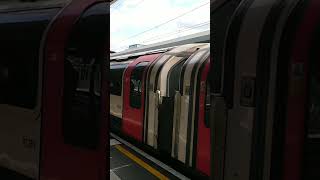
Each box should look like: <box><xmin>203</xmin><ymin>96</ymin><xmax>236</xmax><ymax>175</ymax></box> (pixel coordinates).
<box><xmin>109</xmin><ymin>134</ymin><xmax>189</xmax><ymax>180</ymax></box>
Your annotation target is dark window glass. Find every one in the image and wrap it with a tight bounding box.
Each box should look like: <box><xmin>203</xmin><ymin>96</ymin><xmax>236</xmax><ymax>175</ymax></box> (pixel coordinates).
<box><xmin>168</xmin><ymin>60</ymin><xmax>185</xmax><ymax>96</ymax></box>
<box><xmin>130</xmin><ymin>62</ymin><xmax>149</xmax><ymax>109</ymax></box>
<box><xmin>62</xmin><ymin>2</ymin><xmax>107</xmax><ymax>149</ymax></box>
<box><xmin>110</xmin><ymin>65</ymin><xmax>126</xmax><ymax>96</ymax></box>
<box><xmin>308</xmin><ymin>30</ymin><xmax>320</xmax><ymax>137</ymax></box>
<box><xmin>211</xmin><ymin>0</ymin><xmax>240</xmax><ymax>93</ymax></box>
<box><xmin>0</xmin><ymin>8</ymin><xmax>58</xmax><ymax>109</ymax></box>
<box><xmin>63</xmin><ymin>58</ymin><xmax>101</xmax><ymax>149</ymax></box>
<box><xmin>309</xmin><ymin>65</ymin><xmax>320</xmax><ymax>136</ymax></box>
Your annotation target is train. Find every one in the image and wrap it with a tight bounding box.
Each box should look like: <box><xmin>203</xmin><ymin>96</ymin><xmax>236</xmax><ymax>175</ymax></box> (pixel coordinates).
<box><xmin>110</xmin><ymin>43</ymin><xmax>211</xmax><ymax>177</ymax></box>
<box><xmin>111</xmin><ymin>0</ymin><xmax>320</xmax><ymax>179</ymax></box>
<box><xmin>211</xmin><ymin>0</ymin><xmax>320</xmax><ymax>180</ymax></box>
<box><xmin>1</xmin><ymin>0</ymin><xmax>320</xmax><ymax>179</ymax></box>
<box><xmin>0</xmin><ymin>1</ymin><xmax>108</xmax><ymax>180</ymax></box>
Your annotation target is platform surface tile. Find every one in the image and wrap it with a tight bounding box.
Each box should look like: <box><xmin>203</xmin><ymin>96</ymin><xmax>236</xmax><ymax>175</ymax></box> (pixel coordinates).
<box><xmin>109</xmin><ymin>136</ymin><xmax>189</xmax><ymax>180</ymax></box>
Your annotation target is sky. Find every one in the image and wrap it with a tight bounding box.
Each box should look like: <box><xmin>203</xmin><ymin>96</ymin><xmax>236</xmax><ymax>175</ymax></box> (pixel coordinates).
<box><xmin>110</xmin><ymin>0</ymin><xmax>210</xmax><ymax>52</ymax></box>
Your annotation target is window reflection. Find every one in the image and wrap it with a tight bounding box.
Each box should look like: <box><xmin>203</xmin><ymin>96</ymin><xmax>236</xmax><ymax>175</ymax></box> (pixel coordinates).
<box><xmin>130</xmin><ymin>62</ymin><xmax>149</xmax><ymax>109</ymax></box>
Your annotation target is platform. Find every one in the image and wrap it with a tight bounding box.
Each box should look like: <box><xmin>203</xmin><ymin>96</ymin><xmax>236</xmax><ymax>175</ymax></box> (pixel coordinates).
<box><xmin>110</xmin><ymin>134</ymin><xmax>189</xmax><ymax>180</ymax></box>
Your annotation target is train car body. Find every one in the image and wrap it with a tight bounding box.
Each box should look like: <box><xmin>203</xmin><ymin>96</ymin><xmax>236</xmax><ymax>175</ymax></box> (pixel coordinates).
<box><xmin>0</xmin><ymin>1</ymin><xmax>108</xmax><ymax>180</ymax></box>
<box><xmin>110</xmin><ymin>43</ymin><xmax>211</xmax><ymax>177</ymax></box>
<box><xmin>210</xmin><ymin>0</ymin><xmax>320</xmax><ymax>179</ymax></box>
<box><xmin>111</xmin><ymin>0</ymin><xmax>320</xmax><ymax>179</ymax></box>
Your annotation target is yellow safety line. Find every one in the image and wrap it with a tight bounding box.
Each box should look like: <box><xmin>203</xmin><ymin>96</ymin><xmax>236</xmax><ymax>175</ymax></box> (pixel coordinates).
<box><xmin>115</xmin><ymin>145</ymin><xmax>169</xmax><ymax>180</ymax></box>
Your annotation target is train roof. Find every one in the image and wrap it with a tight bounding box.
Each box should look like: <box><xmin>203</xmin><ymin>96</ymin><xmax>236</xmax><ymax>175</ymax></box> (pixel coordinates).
<box><xmin>110</xmin><ymin>60</ymin><xmax>133</xmax><ymax>66</ymax></box>
<box><xmin>110</xmin><ymin>46</ymin><xmax>174</xmax><ymax>62</ymax></box>
<box><xmin>110</xmin><ymin>30</ymin><xmax>210</xmax><ymax>60</ymax></box>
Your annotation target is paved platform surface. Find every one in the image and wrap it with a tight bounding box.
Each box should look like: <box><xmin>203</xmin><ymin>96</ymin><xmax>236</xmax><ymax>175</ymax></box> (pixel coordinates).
<box><xmin>110</xmin><ymin>134</ymin><xmax>189</xmax><ymax>180</ymax></box>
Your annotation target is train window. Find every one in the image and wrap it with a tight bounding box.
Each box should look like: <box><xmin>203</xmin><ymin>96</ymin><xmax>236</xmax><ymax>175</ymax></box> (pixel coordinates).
<box><xmin>1</xmin><ymin>48</ymin><xmax>39</xmax><ymax>109</ymax></box>
<box><xmin>130</xmin><ymin>62</ymin><xmax>149</xmax><ymax>109</ymax></box>
<box><xmin>62</xmin><ymin>2</ymin><xmax>107</xmax><ymax>149</ymax></box>
<box><xmin>308</xmin><ymin>59</ymin><xmax>320</xmax><ymax>136</ymax></box>
<box><xmin>110</xmin><ymin>65</ymin><xmax>125</xmax><ymax>96</ymax></box>
<box><xmin>308</xmin><ymin>31</ymin><xmax>320</xmax><ymax>137</ymax></box>
<box><xmin>0</xmin><ymin>7</ymin><xmax>58</xmax><ymax>109</ymax></box>
<box><xmin>63</xmin><ymin>58</ymin><xmax>101</xmax><ymax>149</ymax></box>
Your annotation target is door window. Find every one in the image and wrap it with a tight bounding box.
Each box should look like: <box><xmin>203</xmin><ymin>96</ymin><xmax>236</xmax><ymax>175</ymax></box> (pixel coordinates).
<box><xmin>110</xmin><ymin>64</ymin><xmax>126</xmax><ymax>96</ymax></box>
<box><xmin>130</xmin><ymin>62</ymin><xmax>149</xmax><ymax>109</ymax></box>
<box><xmin>62</xmin><ymin>2</ymin><xmax>107</xmax><ymax>149</ymax></box>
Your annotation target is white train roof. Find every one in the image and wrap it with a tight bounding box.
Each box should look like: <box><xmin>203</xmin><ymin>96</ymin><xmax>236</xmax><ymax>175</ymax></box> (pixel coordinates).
<box><xmin>110</xmin><ymin>30</ymin><xmax>210</xmax><ymax>61</ymax></box>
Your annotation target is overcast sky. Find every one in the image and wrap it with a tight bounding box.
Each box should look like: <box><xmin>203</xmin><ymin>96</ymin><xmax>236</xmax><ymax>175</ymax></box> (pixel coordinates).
<box><xmin>110</xmin><ymin>0</ymin><xmax>210</xmax><ymax>52</ymax></box>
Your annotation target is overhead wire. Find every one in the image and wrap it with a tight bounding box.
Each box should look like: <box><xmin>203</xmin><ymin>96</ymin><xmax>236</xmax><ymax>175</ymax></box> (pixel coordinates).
<box><xmin>111</xmin><ymin>0</ymin><xmax>210</xmax><ymax>52</ymax></box>
<box><xmin>113</xmin><ymin>23</ymin><xmax>209</xmax><ymax>51</ymax></box>
<box><xmin>117</xmin><ymin>1</ymin><xmax>210</xmax><ymax>44</ymax></box>
<box><xmin>141</xmin><ymin>21</ymin><xmax>209</xmax><ymax>44</ymax></box>
<box><xmin>113</xmin><ymin>22</ymin><xmax>209</xmax><ymax>52</ymax></box>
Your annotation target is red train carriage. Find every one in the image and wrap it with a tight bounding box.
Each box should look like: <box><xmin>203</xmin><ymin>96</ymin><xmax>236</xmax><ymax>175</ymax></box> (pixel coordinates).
<box><xmin>0</xmin><ymin>1</ymin><xmax>108</xmax><ymax>180</ymax></box>
<box><xmin>122</xmin><ymin>53</ymin><xmax>162</xmax><ymax>142</ymax></box>
<box><xmin>110</xmin><ymin>44</ymin><xmax>211</xmax><ymax>178</ymax></box>
<box><xmin>110</xmin><ymin>48</ymin><xmax>170</xmax><ymax>138</ymax></box>
<box><xmin>110</xmin><ymin>48</ymin><xmax>170</xmax><ymax>136</ymax></box>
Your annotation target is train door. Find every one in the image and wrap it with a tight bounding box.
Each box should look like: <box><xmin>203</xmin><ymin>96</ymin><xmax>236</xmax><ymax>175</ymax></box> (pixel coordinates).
<box><xmin>144</xmin><ymin>44</ymin><xmax>204</xmax><ymax>149</ymax></box>
<box><xmin>221</xmin><ymin>1</ymin><xmax>276</xmax><ymax>179</ymax></box>
<box><xmin>171</xmin><ymin>45</ymin><xmax>210</xmax><ymax>170</ymax></box>
<box><xmin>269</xmin><ymin>1</ymin><xmax>320</xmax><ymax>180</ymax></box>
<box><xmin>41</xmin><ymin>1</ymin><xmax>108</xmax><ymax>180</ymax></box>
<box><xmin>157</xmin><ymin>55</ymin><xmax>187</xmax><ymax>155</ymax></box>
<box><xmin>210</xmin><ymin>0</ymin><xmax>242</xmax><ymax>178</ymax></box>
<box><xmin>122</xmin><ymin>54</ymin><xmax>161</xmax><ymax>142</ymax></box>
<box><xmin>216</xmin><ymin>0</ymin><xmax>300</xmax><ymax>179</ymax></box>
<box><xmin>304</xmin><ymin>15</ymin><xmax>320</xmax><ymax>179</ymax></box>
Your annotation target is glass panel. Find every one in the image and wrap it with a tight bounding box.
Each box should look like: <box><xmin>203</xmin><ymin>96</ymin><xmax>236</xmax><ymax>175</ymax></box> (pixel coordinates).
<box><xmin>130</xmin><ymin>62</ymin><xmax>149</xmax><ymax>109</ymax></box>
<box><xmin>110</xmin><ymin>67</ymin><xmax>125</xmax><ymax>96</ymax></box>
<box><xmin>309</xmin><ymin>66</ymin><xmax>320</xmax><ymax>136</ymax></box>
<box><xmin>0</xmin><ymin>8</ymin><xmax>57</xmax><ymax>108</ymax></box>
<box><xmin>62</xmin><ymin>2</ymin><xmax>107</xmax><ymax>149</ymax></box>
<box><xmin>63</xmin><ymin>57</ymin><xmax>101</xmax><ymax>149</ymax></box>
